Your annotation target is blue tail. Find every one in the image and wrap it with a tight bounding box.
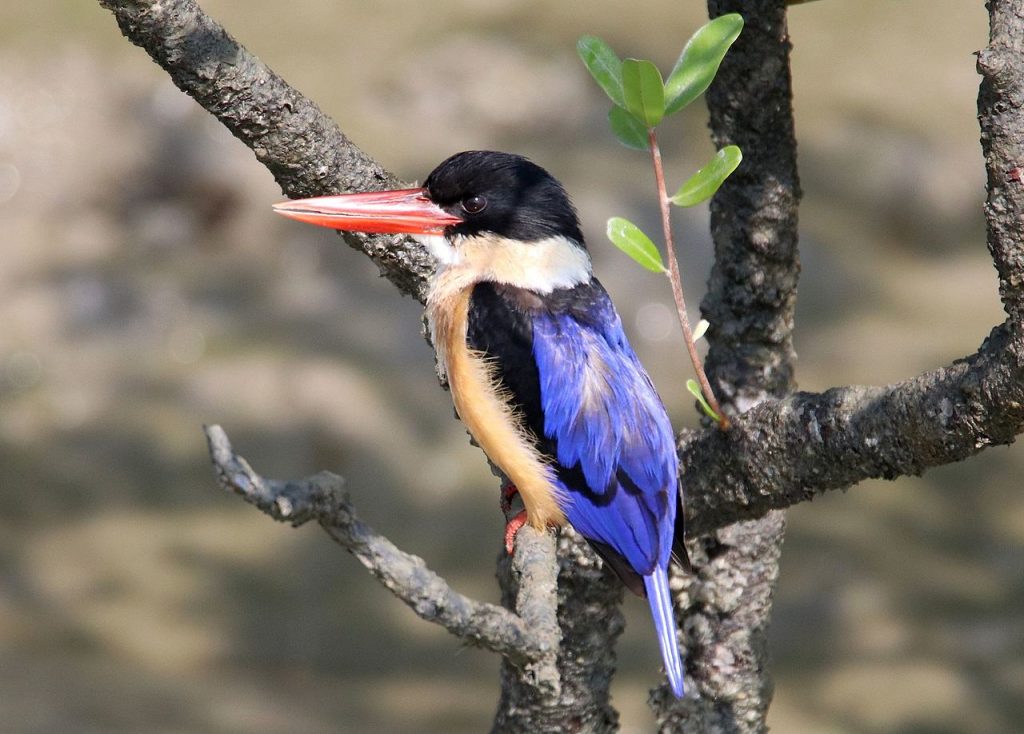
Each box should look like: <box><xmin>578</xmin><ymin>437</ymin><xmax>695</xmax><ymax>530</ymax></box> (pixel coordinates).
<box><xmin>643</xmin><ymin>568</ymin><xmax>685</xmax><ymax>698</ymax></box>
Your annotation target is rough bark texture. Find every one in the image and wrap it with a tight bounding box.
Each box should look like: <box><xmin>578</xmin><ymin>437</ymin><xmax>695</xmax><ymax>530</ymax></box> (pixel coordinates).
<box><xmin>979</xmin><ymin>0</ymin><xmax>1024</xmax><ymax>326</ymax></box>
<box><xmin>657</xmin><ymin>3</ymin><xmax>800</xmax><ymax>731</ymax></box>
<box><xmin>98</xmin><ymin>0</ymin><xmax>1024</xmax><ymax>731</ymax></box>
<box><xmin>98</xmin><ymin>0</ymin><xmax>435</xmax><ymax>300</ymax></box>
<box><xmin>699</xmin><ymin>6</ymin><xmax>801</xmax><ymax>411</ymax></box>
<box><xmin>680</xmin><ymin>322</ymin><xmax>1024</xmax><ymax>537</ymax></box>
<box><xmin>204</xmin><ymin>425</ymin><xmax>561</xmax><ymax>670</ymax></box>
<box><xmin>494</xmin><ymin>531</ymin><xmax>624</xmax><ymax>733</ymax></box>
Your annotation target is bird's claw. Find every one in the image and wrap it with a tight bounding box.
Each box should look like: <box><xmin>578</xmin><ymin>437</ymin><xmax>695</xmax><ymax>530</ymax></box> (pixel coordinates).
<box><xmin>501</xmin><ymin>483</ymin><xmax>527</xmax><ymax>554</ymax></box>
<box><xmin>504</xmin><ymin>510</ymin><xmax>528</xmax><ymax>555</ymax></box>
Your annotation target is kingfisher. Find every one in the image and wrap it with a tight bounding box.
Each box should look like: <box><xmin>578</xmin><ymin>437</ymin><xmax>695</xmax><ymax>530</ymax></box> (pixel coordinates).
<box><xmin>273</xmin><ymin>151</ymin><xmax>686</xmax><ymax>697</ymax></box>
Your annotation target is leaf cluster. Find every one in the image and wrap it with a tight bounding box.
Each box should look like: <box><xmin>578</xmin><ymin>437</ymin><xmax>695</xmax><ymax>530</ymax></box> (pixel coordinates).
<box><xmin>578</xmin><ymin>15</ymin><xmax>745</xmax><ymax>423</ymax></box>
<box><xmin>577</xmin><ymin>14</ymin><xmax>744</xmax><ymax>225</ymax></box>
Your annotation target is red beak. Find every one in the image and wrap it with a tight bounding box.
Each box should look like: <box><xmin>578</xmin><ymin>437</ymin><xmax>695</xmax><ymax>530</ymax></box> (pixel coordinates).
<box><xmin>272</xmin><ymin>187</ymin><xmax>462</xmax><ymax>235</ymax></box>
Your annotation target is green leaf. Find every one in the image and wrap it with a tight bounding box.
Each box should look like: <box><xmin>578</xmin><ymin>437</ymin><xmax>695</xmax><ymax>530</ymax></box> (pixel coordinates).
<box><xmin>671</xmin><ymin>145</ymin><xmax>742</xmax><ymax>207</ymax></box>
<box><xmin>577</xmin><ymin>36</ymin><xmax>625</xmax><ymax>109</ymax></box>
<box><xmin>608</xmin><ymin>106</ymin><xmax>649</xmax><ymax>149</ymax></box>
<box><xmin>621</xmin><ymin>58</ymin><xmax>665</xmax><ymax>127</ymax></box>
<box><xmin>606</xmin><ymin>217</ymin><xmax>667</xmax><ymax>273</ymax></box>
<box><xmin>686</xmin><ymin>379</ymin><xmax>721</xmax><ymax>421</ymax></box>
<box><xmin>664</xmin><ymin>14</ymin><xmax>743</xmax><ymax>115</ymax></box>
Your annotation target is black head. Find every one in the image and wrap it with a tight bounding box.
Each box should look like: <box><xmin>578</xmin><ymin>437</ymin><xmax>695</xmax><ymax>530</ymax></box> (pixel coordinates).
<box><xmin>424</xmin><ymin>151</ymin><xmax>586</xmax><ymax>245</ymax></box>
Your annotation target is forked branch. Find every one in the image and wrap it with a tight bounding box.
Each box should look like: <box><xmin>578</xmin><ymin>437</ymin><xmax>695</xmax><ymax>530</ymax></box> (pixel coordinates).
<box><xmin>204</xmin><ymin>424</ymin><xmax>561</xmax><ymax>694</ymax></box>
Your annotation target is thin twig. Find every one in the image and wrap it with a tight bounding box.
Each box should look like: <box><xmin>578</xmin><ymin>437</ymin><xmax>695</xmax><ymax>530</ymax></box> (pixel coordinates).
<box><xmin>203</xmin><ymin>424</ymin><xmax>561</xmax><ymax>676</ymax></box>
<box><xmin>647</xmin><ymin>128</ymin><xmax>730</xmax><ymax>429</ymax></box>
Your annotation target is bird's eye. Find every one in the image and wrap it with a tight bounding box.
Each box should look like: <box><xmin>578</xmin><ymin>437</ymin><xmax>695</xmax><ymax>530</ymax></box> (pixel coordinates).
<box><xmin>461</xmin><ymin>195</ymin><xmax>487</xmax><ymax>214</ymax></box>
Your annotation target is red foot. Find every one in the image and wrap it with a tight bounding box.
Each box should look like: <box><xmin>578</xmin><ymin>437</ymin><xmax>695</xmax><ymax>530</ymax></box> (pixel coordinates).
<box><xmin>504</xmin><ymin>509</ymin><xmax>528</xmax><ymax>555</ymax></box>
<box><xmin>500</xmin><ymin>483</ymin><xmax>528</xmax><ymax>554</ymax></box>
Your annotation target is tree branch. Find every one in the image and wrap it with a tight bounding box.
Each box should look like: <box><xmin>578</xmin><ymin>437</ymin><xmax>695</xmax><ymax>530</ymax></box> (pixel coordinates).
<box><xmin>203</xmin><ymin>424</ymin><xmax>561</xmax><ymax>678</ymax></box>
<box><xmin>978</xmin><ymin>0</ymin><xmax>1024</xmax><ymax>325</ymax></box>
<box><xmin>97</xmin><ymin>0</ymin><xmax>435</xmax><ymax>300</ymax></box>
<box><xmin>101</xmin><ymin>0</ymin><xmax>1024</xmax><ymax>727</ymax></box>
<box><xmin>661</xmin><ymin>2</ymin><xmax>800</xmax><ymax>728</ymax></box>
<box><xmin>681</xmin><ymin>321</ymin><xmax>1024</xmax><ymax>536</ymax></box>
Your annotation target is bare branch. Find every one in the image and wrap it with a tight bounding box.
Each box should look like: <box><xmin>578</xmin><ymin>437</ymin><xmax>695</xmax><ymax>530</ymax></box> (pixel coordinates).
<box><xmin>98</xmin><ymin>0</ymin><xmax>435</xmax><ymax>300</ymax></box>
<box><xmin>203</xmin><ymin>424</ymin><xmax>561</xmax><ymax>671</ymax></box>
<box><xmin>101</xmin><ymin>0</ymin><xmax>1024</xmax><ymax>541</ymax></box>
<box><xmin>978</xmin><ymin>0</ymin><xmax>1024</xmax><ymax>324</ymax></box>
<box><xmin>682</xmin><ymin>322</ymin><xmax>1024</xmax><ymax>536</ymax></box>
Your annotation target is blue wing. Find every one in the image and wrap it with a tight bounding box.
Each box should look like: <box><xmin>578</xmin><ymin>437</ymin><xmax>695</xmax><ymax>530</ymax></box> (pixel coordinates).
<box><xmin>466</xmin><ymin>279</ymin><xmax>685</xmax><ymax>696</ymax></box>
<box><xmin>531</xmin><ymin>285</ymin><xmax>677</xmax><ymax>576</ymax></box>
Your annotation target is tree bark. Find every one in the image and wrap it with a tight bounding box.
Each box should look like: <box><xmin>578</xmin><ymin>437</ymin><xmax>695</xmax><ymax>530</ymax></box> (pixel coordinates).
<box><xmin>97</xmin><ymin>0</ymin><xmax>1024</xmax><ymax>731</ymax></box>
<box><xmin>493</xmin><ymin>530</ymin><xmax>624</xmax><ymax>733</ymax></box>
<box><xmin>98</xmin><ymin>0</ymin><xmax>435</xmax><ymax>300</ymax></box>
<box><xmin>979</xmin><ymin>0</ymin><xmax>1024</xmax><ymax>326</ymax></box>
<box><xmin>657</xmin><ymin>3</ymin><xmax>800</xmax><ymax>731</ymax></box>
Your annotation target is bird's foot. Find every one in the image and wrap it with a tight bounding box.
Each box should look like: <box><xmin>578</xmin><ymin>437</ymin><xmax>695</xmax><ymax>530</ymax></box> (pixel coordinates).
<box><xmin>504</xmin><ymin>510</ymin><xmax>528</xmax><ymax>555</ymax></box>
<box><xmin>500</xmin><ymin>483</ymin><xmax>527</xmax><ymax>554</ymax></box>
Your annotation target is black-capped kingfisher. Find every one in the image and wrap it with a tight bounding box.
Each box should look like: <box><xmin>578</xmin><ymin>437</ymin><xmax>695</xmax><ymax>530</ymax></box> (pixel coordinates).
<box><xmin>273</xmin><ymin>151</ymin><xmax>686</xmax><ymax>697</ymax></box>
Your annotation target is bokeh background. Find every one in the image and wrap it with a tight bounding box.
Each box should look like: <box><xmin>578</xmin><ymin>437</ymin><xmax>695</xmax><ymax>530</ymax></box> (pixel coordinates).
<box><xmin>1</xmin><ymin>2</ymin><xmax>1019</xmax><ymax>732</ymax></box>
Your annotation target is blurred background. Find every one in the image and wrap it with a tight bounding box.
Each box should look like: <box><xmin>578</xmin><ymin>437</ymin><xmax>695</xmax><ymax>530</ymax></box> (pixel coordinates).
<box><xmin>0</xmin><ymin>2</ymin><xmax>1019</xmax><ymax>732</ymax></box>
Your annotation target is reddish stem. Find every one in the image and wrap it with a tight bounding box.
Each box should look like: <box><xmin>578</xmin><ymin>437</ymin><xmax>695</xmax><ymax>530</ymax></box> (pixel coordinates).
<box><xmin>647</xmin><ymin>128</ymin><xmax>729</xmax><ymax>429</ymax></box>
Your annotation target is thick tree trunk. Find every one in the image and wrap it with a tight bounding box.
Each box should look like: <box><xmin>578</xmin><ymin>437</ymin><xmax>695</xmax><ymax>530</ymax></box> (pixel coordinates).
<box><xmin>660</xmin><ymin>2</ymin><xmax>800</xmax><ymax>731</ymax></box>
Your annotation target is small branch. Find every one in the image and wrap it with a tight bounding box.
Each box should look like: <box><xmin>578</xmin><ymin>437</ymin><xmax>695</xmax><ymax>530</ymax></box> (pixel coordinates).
<box><xmin>495</xmin><ymin>527</ymin><xmax>623</xmax><ymax>730</ymax></box>
<box><xmin>507</xmin><ymin>527</ymin><xmax>562</xmax><ymax>698</ymax></box>
<box><xmin>647</xmin><ymin>129</ymin><xmax>729</xmax><ymax>428</ymax></box>
<box><xmin>680</xmin><ymin>321</ymin><xmax>1024</xmax><ymax>536</ymax></box>
<box><xmin>978</xmin><ymin>0</ymin><xmax>1024</xmax><ymax>325</ymax></box>
<box><xmin>98</xmin><ymin>0</ymin><xmax>435</xmax><ymax>301</ymax></box>
<box><xmin>203</xmin><ymin>424</ymin><xmax>561</xmax><ymax>671</ymax></box>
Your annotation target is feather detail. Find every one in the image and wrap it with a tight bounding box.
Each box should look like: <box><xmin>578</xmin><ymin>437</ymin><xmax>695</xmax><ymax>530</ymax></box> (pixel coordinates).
<box><xmin>532</xmin><ymin>295</ymin><xmax>677</xmax><ymax>575</ymax></box>
<box><xmin>644</xmin><ymin>568</ymin><xmax>685</xmax><ymax>698</ymax></box>
<box><xmin>428</xmin><ymin>285</ymin><xmax>565</xmax><ymax>529</ymax></box>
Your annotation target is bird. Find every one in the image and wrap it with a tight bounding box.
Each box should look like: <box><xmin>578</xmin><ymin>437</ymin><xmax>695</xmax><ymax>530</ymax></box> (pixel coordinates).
<box><xmin>273</xmin><ymin>151</ymin><xmax>686</xmax><ymax>697</ymax></box>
